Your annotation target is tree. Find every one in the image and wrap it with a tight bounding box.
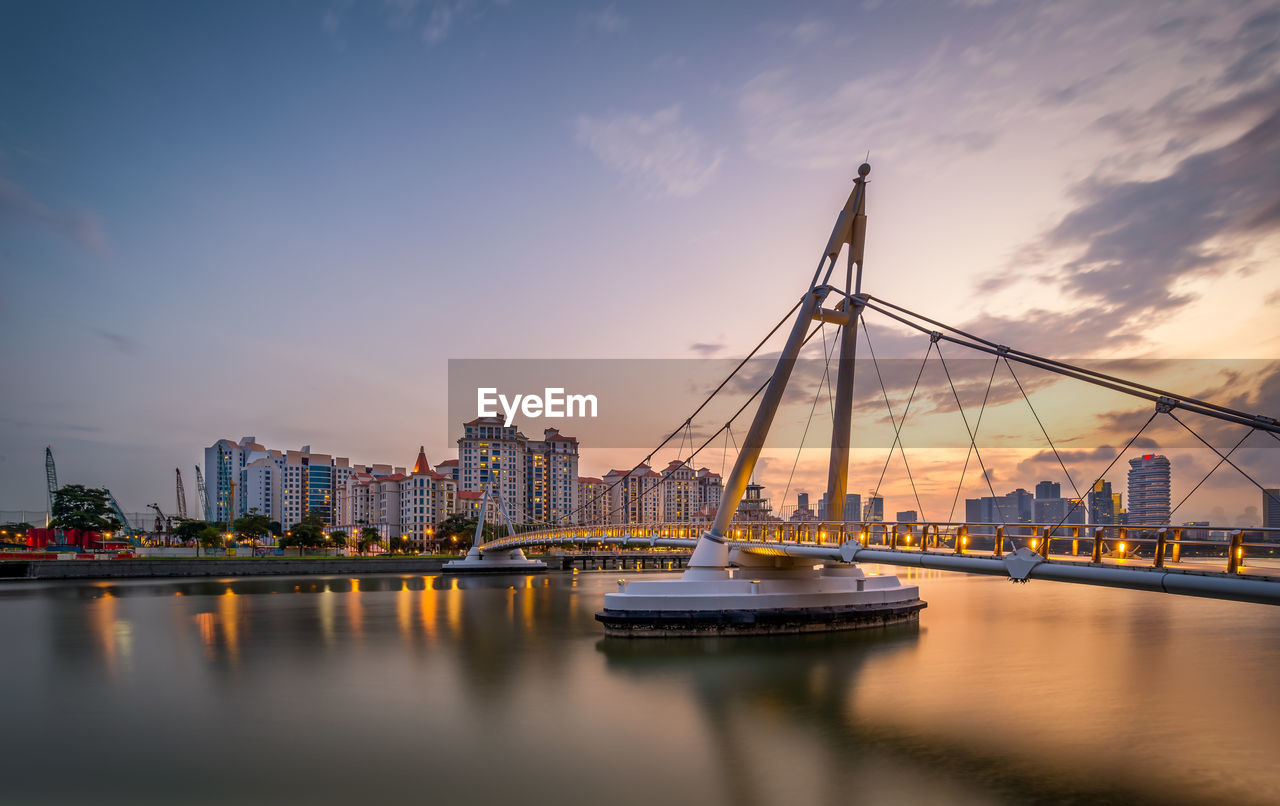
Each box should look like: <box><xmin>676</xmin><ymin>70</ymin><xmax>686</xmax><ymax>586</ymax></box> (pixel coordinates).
<box><xmin>268</xmin><ymin>520</ymin><xmax>283</xmax><ymax>537</ymax></box>
<box><xmin>233</xmin><ymin>511</ymin><xmax>272</xmax><ymax>544</ymax></box>
<box><xmin>357</xmin><ymin>527</ymin><xmax>383</xmax><ymax>555</ymax></box>
<box><xmin>328</xmin><ymin>530</ymin><xmax>348</xmax><ymax>549</ymax></box>
<box><xmin>287</xmin><ymin>520</ymin><xmax>325</xmax><ymax>553</ymax></box>
<box><xmin>195</xmin><ymin>525</ymin><xmax>225</xmax><ymax>550</ymax></box>
<box><xmin>387</xmin><ymin>535</ymin><xmax>414</xmax><ymax>555</ymax></box>
<box><xmin>173</xmin><ymin>519</ymin><xmax>214</xmax><ymax>543</ymax></box>
<box><xmin>50</xmin><ymin>485</ymin><xmax>122</xmax><ymax>532</ymax></box>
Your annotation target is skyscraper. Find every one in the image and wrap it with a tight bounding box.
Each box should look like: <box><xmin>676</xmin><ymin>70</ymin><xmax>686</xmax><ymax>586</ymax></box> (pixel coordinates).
<box><xmin>1088</xmin><ymin>480</ymin><xmax>1115</xmax><ymax>525</ymax></box>
<box><xmin>1263</xmin><ymin>488</ymin><xmax>1280</xmax><ymax>528</ymax></box>
<box><xmin>1127</xmin><ymin>454</ymin><xmax>1171</xmax><ymax>527</ymax></box>
<box><xmin>1035</xmin><ymin>481</ymin><xmax>1060</xmax><ymax>500</ymax></box>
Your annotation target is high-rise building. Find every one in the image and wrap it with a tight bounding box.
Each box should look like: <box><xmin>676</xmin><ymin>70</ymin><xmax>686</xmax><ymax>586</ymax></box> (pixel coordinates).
<box><xmin>659</xmin><ymin>461</ymin><xmax>696</xmax><ymax>522</ymax></box>
<box><xmin>966</xmin><ymin>488</ymin><xmax>1035</xmax><ymax>524</ymax></box>
<box><xmin>797</xmin><ymin>492</ymin><xmax>809</xmax><ymax>512</ymax></box>
<box><xmin>896</xmin><ymin>510</ymin><xmax>918</xmax><ymax>523</ymax></box>
<box><xmin>399</xmin><ymin>447</ymin><xmax>457</xmax><ymax>548</ymax></box>
<box><xmin>525</xmin><ymin>428</ymin><xmax>579</xmax><ymax>524</ymax></box>
<box><xmin>458</xmin><ymin>417</ymin><xmax>528</xmax><ymax>522</ymax></box>
<box><xmin>1035</xmin><ymin>481</ymin><xmax>1061</xmax><ymax>500</ymax></box>
<box><xmin>694</xmin><ymin>468</ymin><xmax>723</xmax><ymax>519</ymax></box>
<box><xmin>577</xmin><ymin>477</ymin><xmax>609</xmax><ymax>525</ymax></box>
<box><xmin>1087</xmin><ymin>480</ymin><xmax>1115</xmax><ymax>525</ymax></box>
<box><xmin>863</xmin><ymin>495</ymin><xmax>884</xmax><ymax>522</ymax></box>
<box><xmin>603</xmin><ymin>464</ymin><xmax>662</xmax><ymax>524</ymax></box>
<box><xmin>1127</xmin><ymin>454</ymin><xmax>1171</xmax><ymax>527</ymax></box>
<box><xmin>1263</xmin><ymin>489</ymin><xmax>1280</xmax><ymax>528</ymax></box>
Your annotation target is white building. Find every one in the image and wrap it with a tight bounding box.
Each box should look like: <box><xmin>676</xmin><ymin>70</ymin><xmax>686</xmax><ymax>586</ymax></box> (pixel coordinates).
<box><xmin>695</xmin><ymin>468</ymin><xmax>723</xmax><ymax>518</ymax></box>
<box><xmin>399</xmin><ymin>447</ymin><xmax>457</xmax><ymax>549</ymax></box>
<box><xmin>603</xmin><ymin>464</ymin><xmax>663</xmax><ymax>525</ymax></box>
<box><xmin>577</xmin><ymin>477</ymin><xmax>609</xmax><ymax>525</ymax></box>
<box><xmin>660</xmin><ymin>461</ymin><xmax>696</xmax><ymax>522</ymax></box>
<box><xmin>526</xmin><ymin>427</ymin><xmax>579</xmax><ymax>525</ymax></box>
<box><xmin>458</xmin><ymin>417</ymin><xmax>527</xmax><ymax>522</ymax></box>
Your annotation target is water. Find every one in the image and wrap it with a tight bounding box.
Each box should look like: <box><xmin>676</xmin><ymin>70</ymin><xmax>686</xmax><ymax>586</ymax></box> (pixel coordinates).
<box><xmin>0</xmin><ymin>566</ymin><xmax>1277</xmax><ymax>805</ymax></box>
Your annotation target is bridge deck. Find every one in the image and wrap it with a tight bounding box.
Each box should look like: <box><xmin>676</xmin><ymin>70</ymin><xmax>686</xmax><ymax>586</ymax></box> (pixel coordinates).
<box><xmin>480</xmin><ymin>521</ymin><xmax>1280</xmax><ymax>604</ymax></box>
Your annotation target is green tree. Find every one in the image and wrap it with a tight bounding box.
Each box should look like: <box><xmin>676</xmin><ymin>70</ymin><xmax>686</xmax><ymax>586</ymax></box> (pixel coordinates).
<box><xmin>50</xmin><ymin>485</ymin><xmax>121</xmax><ymax>532</ymax></box>
<box><xmin>173</xmin><ymin>519</ymin><xmax>214</xmax><ymax>543</ymax></box>
<box><xmin>196</xmin><ymin>525</ymin><xmax>226</xmax><ymax>550</ymax></box>
<box><xmin>328</xmin><ymin>530</ymin><xmax>348</xmax><ymax>549</ymax></box>
<box><xmin>233</xmin><ymin>510</ymin><xmax>272</xmax><ymax>544</ymax></box>
<box><xmin>288</xmin><ymin>520</ymin><xmax>325</xmax><ymax>552</ymax></box>
<box><xmin>268</xmin><ymin>520</ymin><xmax>283</xmax><ymax>537</ymax></box>
<box><xmin>387</xmin><ymin>535</ymin><xmax>414</xmax><ymax>555</ymax></box>
<box><xmin>357</xmin><ymin>527</ymin><xmax>383</xmax><ymax>555</ymax></box>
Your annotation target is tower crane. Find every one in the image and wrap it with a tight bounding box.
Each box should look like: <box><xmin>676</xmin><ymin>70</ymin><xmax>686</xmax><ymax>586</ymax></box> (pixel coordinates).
<box><xmin>148</xmin><ymin>503</ymin><xmax>170</xmax><ymax>540</ymax></box>
<box><xmin>175</xmin><ymin>468</ymin><xmax>188</xmax><ymax>520</ymax></box>
<box><xmin>194</xmin><ymin>465</ymin><xmax>210</xmax><ymax>521</ymax></box>
<box><xmin>45</xmin><ymin>446</ymin><xmax>58</xmax><ymax>524</ymax></box>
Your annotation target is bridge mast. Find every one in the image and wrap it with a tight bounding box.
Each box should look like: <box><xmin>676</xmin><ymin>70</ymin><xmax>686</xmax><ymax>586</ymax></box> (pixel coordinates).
<box><xmin>688</xmin><ymin>165</ymin><xmax>871</xmax><ymax>579</ymax></box>
<box><xmin>824</xmin><ymin>164</ymin><xmax>870</xmax><ymax>523</ymax></box>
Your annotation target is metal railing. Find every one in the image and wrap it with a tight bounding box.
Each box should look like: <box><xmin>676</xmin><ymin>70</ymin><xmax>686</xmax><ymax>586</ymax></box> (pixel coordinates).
<box><xmin>482</xmin><ymin>520</ymin><xmax>1280</xmax><ymax>579</ymax></box>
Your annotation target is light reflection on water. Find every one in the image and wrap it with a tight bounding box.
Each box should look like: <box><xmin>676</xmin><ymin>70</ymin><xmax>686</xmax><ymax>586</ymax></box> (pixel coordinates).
<box><xmin>0</xmin><ymin>567</ymin><xmax>1276</xmax><ymax>805</ymax></box>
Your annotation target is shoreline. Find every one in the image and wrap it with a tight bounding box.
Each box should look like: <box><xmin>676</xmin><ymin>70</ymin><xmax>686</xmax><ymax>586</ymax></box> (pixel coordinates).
<box><xmin>0</xmin><ymin>556</ymin><xmax>456</xmax><ymax>581</ymax></box>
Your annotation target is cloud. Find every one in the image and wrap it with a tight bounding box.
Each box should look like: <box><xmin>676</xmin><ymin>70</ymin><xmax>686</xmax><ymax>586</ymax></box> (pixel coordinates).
<box><xmin>690</xmin><ymin>342</ymin><xmax>724</xmax><ymax>356</ymax></box>
<box><xmin>423</xmin><ymin>3</ymin><xmax>455</xmax><ymax>43</ymax></box>
<box><xmin>575</xmin><ymin>105</ymin><xmax>724</xmax><ymax>197</ymax></box>
<box><xmin>580</xmin><ymin>4</ymin><xmax>628</xmax><ymax>34</ymax></box>
<box><xmin>738</xmin><ymin>63</ymin><xmax>1001</xmax><ymax>171</ymax></box>
<box><xmin>0</xmin><ymin>175</ymin><xmax>109</xmax><ymax>256</ymax></box>
<box><xmin>95</xmin><ymin>329</ymin><xmax>138</xmax><ymax>355</ymax></box>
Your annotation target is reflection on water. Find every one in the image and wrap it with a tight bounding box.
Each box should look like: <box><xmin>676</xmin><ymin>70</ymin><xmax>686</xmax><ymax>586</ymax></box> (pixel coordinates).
<box><xmin>0</xmin><ymin>568</ymin><xmax>1277</xmax><ymax>805</ymax></box>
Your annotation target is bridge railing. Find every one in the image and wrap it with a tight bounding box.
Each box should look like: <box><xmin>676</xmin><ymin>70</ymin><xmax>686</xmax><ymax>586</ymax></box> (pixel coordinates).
<box><xmin>485</xmin><ymin>520</ymin><xmax>1280</xmax><ymax>577</ymax></box>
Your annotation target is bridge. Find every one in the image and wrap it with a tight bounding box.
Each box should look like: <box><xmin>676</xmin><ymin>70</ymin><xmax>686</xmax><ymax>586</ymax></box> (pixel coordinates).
<box><xmin>453</xmin><ymin>162</ymin><xmax>1280</xmax><ymax>625</ymax></box>
<box><xmin>483</xmin><ymin>521</ymin><xmax>1280</xmax><ymax>605</ymax></box>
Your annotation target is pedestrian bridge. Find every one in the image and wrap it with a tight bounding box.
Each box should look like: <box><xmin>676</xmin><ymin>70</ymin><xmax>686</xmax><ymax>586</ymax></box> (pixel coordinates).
<box><xmin>465</xmin><ymin>164</ymin><xmax>1280</xmax><ymax>614</ymax></box>
<box><xmin>481</xmin><ymin>520</ymin><xmax>1280</xmax><ymax>605</ymax></box>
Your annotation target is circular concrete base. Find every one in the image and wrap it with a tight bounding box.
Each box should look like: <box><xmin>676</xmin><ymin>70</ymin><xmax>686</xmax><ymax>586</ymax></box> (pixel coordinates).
<box><xmin>596</xmin><ymin>598</ymin><xmax>925</xmax><ymax>637</ymax></box>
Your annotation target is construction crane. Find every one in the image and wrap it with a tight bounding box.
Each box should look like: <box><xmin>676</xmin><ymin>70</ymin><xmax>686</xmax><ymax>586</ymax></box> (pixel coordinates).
<box><xmin>194</xmin><ymin>465</ymin><xmax>210</xmax><ymax>521</ymax></box>
<box><xmin>45</xmin><ymin>446</ymin><xmax>58</xmax><ymax>523</ymax></box>
<box><xmin>104</xmin><ymin>489</ymin><xmax>139</xmax><ymax>537</ymax></box>
<box><xmin>175</xmin><ymin>468</ymin><xmax>188</xmax><ymax>520</ymax></box>
<box><xmin>148</xmin><ymin>503</ymin><xmax>171</xmax><ymax>544</ymax></box>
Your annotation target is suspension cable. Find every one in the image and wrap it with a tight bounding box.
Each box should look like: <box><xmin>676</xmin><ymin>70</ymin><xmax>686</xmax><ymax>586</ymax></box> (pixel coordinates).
<box><xmin>1003</xmin><ymin>357</ymin><xmax>1083</xmax><ymax>503</ymax></box>
<box><xmin>865</xmin><ymin>335</ymin><xmax>936</xmax><ymax>516</ymax></box>
<box><xmin>781</xmin><ymin>322</ymin><xmax>838</xmax><ymax>515</ymax></box>
<box><xmin>860</xmin><ymin>296</ymin><xmax>1280</xmax><ymax>435</ymax></box>
<box><xmin>1051</xmin><ymin>410</ymin><xmax>1159</xmax><ymax>534</ymax></box>
<box><xmin>862</xmin><ymin>318</ymin><xmax>929</xmax><ymax>521</ymax></box>
<box><xmin>1168</xmin><ymin>427</ymin><xmax>1255</xmax><ymax>519</ymax></box>
<box><xmin>1167</xmin><ymin>412</ymin><xmax>1280</xmax><ymax>507</ymax></box>
<box><xmin>596</xmin><ymin>318</ymin><xmax>831</xmax><ymax>526</ymax></box>
<box><xmin>556</xmin><ymin>296</ymin><xmax>805</xmax><ymax>526</ymax></box>
<box><xmin>947</xmin><ymin>356</ymin><xmax>1000</xmax><ymax>522</ymax></box>
<box><xmin>936</xmin><ymin>342</ymin><xmax>1005</xmax><ymax>521</ymax></box>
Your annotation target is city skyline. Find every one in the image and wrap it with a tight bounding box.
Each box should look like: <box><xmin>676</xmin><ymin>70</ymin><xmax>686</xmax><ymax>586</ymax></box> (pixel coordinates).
<box><xmin>3</xmin><ymin>1</ymin><xmax>1278</xmax><ymax>523</ymax></box>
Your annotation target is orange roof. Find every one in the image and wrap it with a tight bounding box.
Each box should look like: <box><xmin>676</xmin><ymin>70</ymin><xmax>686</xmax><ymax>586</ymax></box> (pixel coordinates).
<box><xmin>578</xmin><ymin>476</ymin><xmax>603</xmax><ymax>484</ymax></box>
<box><xmin>457</xmin><ymin>491</ymin><xmax>483</xmax><ymax>500</ymax></box>
<box><xmin>412</xmin><ymin>446</ymin><xmax>430</xmax><ymax>475</ymax></box>
<box><xmin>436</xmin><ymin>459</ymin><xmax>458</xmax><ymax>467</ymax></box>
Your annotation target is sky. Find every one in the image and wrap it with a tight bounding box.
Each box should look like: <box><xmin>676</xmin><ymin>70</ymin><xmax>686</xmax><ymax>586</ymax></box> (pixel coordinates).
<box><xmin>1</xmin><ymin>0</ymin><xmax>1278</xmax><ymax>523</ymax></box>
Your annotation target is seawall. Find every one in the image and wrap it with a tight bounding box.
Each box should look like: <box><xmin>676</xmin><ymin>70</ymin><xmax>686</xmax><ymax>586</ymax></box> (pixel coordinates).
<box><xmin>0</xmin><ymin>557</ymin><xmax>450</xmax><ymax>581</ymax></box>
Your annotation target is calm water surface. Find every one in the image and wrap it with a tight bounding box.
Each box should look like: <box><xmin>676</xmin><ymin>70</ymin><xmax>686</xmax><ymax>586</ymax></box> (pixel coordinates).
<box><xmin>1</xmin><ymin>566</ymin><xmax>1277</xmax><ymax>805</ymax></box>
